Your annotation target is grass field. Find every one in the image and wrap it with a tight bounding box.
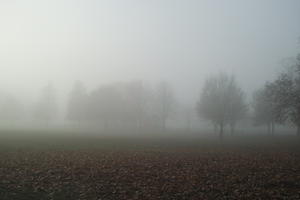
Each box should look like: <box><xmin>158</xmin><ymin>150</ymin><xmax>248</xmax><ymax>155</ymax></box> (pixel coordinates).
<box><xmin>0</xmin><ymin>129</ymin><xmax>300</xmax><ymax>200</ymax></box>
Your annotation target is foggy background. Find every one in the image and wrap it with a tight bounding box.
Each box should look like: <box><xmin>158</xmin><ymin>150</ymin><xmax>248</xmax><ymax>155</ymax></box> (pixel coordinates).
<box><xmin>0</xmin><ymin>0</ymin><xmax>299</xmax><ymax>132</ymax></box>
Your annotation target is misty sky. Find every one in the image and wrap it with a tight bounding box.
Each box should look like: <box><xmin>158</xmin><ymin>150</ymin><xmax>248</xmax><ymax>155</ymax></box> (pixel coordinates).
<box><xmin>0</xmin><ymin>0</ymin><xmax>299</xmax><ymax>104</ymax></box>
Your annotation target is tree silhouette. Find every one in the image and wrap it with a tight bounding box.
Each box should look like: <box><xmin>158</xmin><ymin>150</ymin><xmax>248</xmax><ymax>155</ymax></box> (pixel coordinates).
<box><xmin>197</xmin><ymin>73</ymin><xmax>247</xmax><ymax>139</ymax></box>
<box><xmin>156</xmin><ymin>81</ymin><xmax>175</xmax><ymax>131</ymax></box>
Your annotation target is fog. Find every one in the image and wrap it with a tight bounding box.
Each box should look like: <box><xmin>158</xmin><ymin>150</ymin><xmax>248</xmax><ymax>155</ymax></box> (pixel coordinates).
<box><xmin>1</xmin><ymin>2</ymin><xmax>300</xmax><ymax>199</ymax></box>
<box><xmin>0</xmin><ymin>0</ymin><xmax>299</xmax><ymax>134</ymax></box>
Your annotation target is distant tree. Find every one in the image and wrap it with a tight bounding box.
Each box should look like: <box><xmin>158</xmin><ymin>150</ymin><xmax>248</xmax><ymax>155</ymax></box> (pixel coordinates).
<box><xmin>34</xmin><ymin>83</ymin><xmax>57</xmax><ymax>124</ymax></box>
<box><xmin>274</xmin><ymin>53</ymin><xmax>300</xmax><ymax>135</ymax></box>
<box><xmin>261</xmin><ymin>53</ymin><xmax>300</xmax><ymax>136</ymax></box>
<box><xmin>290</xmin><ymin>54</ymin><xmax>300</xmax><ymax>135</ymax></box>
<box><xmin>252</xmin><ymin>83</ymin><xmax>278</xmax><ymax>134</ymax></box>
<box><xmin>156</xmin><ymin>82</ymin><xmax>175</xmax><ymax>131</ymax></box>
<box><xmin>72</xmin><ymin>80</ymin><xmax>176</xmax><ymax>131</ymax></box>
<box><xmin>88</xmin><ymin>85</ymin><xmax>123</xmax><ymax>129</ymax></box>
<box><xmin>197</xmin><ymin>74</ymin><xmax>228</xmax><ymax>139</ymax></box>
<box><xmin>227</xmin><ymin>77</ymin><xmax>248</xmax><ymax>134</ymax></box>
<box><xmin>197</xmin><ymin>73</ymin><xmax>246</xmax><ymax>139</ymax></box>
<box><xmin>67</xmin><ymin>81</ymin><xmax>88</xmax><ymax>124</ymax></box>
<box><xmin>270</xmin><ymin>74</ymin><xmax>292</xmax><ymax>123</ymax></box>
<box><xmin>86</xmin><ymin>81</ymin><xmax>158</xmax><ymax>131</ymax></box>
<box><xmin>126</xmin><ymin>81</ymin><xmax>148</xmax><ymax>130</ymax></box>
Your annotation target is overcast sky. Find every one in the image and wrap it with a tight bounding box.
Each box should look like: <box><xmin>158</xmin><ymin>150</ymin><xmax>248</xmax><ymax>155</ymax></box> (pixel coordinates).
<box><xmin>0</xmin><ymin>0</ymin><xmax>299</xmax><ymax>104</ymax></box>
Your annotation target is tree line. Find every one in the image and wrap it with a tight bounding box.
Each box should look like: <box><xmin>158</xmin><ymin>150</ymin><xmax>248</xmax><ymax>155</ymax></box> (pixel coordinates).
<box><xmin>66</xmin><ymin>80</ymin><xmax>174</xmax><ymax>131</ymax></box>
<box><xmin>197</xmin><ymin>53</ymin><xmax>300</xmax><ymax>138</ymax></box>
<box><xmin>0</xmin><ymin>81</ymin><xmax>175</xmax><ymax>131</ymax></box>
<box><xmin>0</xmin><ymin>53</ymin><xmax>299</xmax><ymax>137</ymax></box>
<box><xmin>252</xmin><ymin>54</ymin><xmax>300</xmax><ymax>136</ymax></box>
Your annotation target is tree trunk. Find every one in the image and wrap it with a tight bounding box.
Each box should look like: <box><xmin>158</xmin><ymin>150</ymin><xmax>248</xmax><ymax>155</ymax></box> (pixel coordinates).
<box><xmin>271</xmin><ymin>122</ymin><xmax>275</xmax><ymax>135</ymax></box>
<box><xmin>297</xmin><ymin>125</ymin><xmax>300</xmax><ymax>136</ymax></box>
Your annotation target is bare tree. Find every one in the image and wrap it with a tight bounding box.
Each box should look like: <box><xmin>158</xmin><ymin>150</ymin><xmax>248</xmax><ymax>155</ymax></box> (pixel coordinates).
<box><xmin>252</xmin><ymin>84</ymin><xmax>278</xmax><ymax>134</ymax></box>
<box><xmin>197</xmin><ymin>73</ymin><xmax>246</xmax><ymax>139</ymax></box>
<box><xmin>258</xmin><ymin>53</ymin><xmax>300</xmax><ymax>136</ymax></box>
<box><xmin>156</xmin><ymin>81</ymin><xmax>175</xmax><ymax>131</ymax></box>
<box><xmin>291</xmin><ymin>54</ymin><xmax>300</xmax><ymax>135</ymax></box>
<box><xmin>276</xmin><ymin>54</ymin><xmax>300</xmax><ymax>135</ymax></box>
<box><xmin>227</xmin><ymin>77</ymin><xmax>248</xmax><ymax>134</ymax></box>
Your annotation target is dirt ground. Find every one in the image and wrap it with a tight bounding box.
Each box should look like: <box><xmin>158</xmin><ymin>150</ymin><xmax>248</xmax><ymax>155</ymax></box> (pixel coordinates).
<box><xmin>0</xmin><ymin>132</ymin><xmax>299</xmax><ymax>199</ymax></box>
